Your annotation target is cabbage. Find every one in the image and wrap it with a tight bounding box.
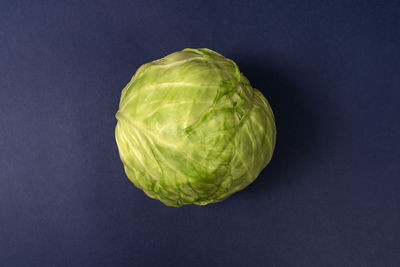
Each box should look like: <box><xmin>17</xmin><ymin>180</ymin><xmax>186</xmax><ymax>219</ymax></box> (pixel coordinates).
<box><xmin>115</xmin><ymin>48</ymin><xmax>276</xmax><ymax>207</ymax></box>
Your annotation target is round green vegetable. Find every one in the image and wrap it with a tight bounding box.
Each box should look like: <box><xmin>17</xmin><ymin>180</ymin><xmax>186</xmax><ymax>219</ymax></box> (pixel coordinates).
<box><xmin>115</xmin><ymin>48</ymin><xmax>276</xmax><ymax>207</ymax></box>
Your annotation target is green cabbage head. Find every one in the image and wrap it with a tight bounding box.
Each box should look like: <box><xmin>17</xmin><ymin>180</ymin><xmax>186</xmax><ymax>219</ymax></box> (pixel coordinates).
<box><xmin>115</xmin><ymin>48</ymin><xmax>276</xmax><ymax>207</ymax></box>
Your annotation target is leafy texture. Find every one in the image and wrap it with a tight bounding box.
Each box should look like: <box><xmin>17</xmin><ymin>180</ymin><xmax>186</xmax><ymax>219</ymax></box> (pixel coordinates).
<box><xmin>115</xmin><ymin>48</ymin><xmax>276</xmax><ymax>207</ymax></box>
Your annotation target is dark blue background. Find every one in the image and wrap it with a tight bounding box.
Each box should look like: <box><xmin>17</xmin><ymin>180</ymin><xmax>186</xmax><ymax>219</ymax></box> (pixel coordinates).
<box><xmin>1</xmin><ymin>1</ymin><xmax>399</xmax><ymax>266</ymax></box>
